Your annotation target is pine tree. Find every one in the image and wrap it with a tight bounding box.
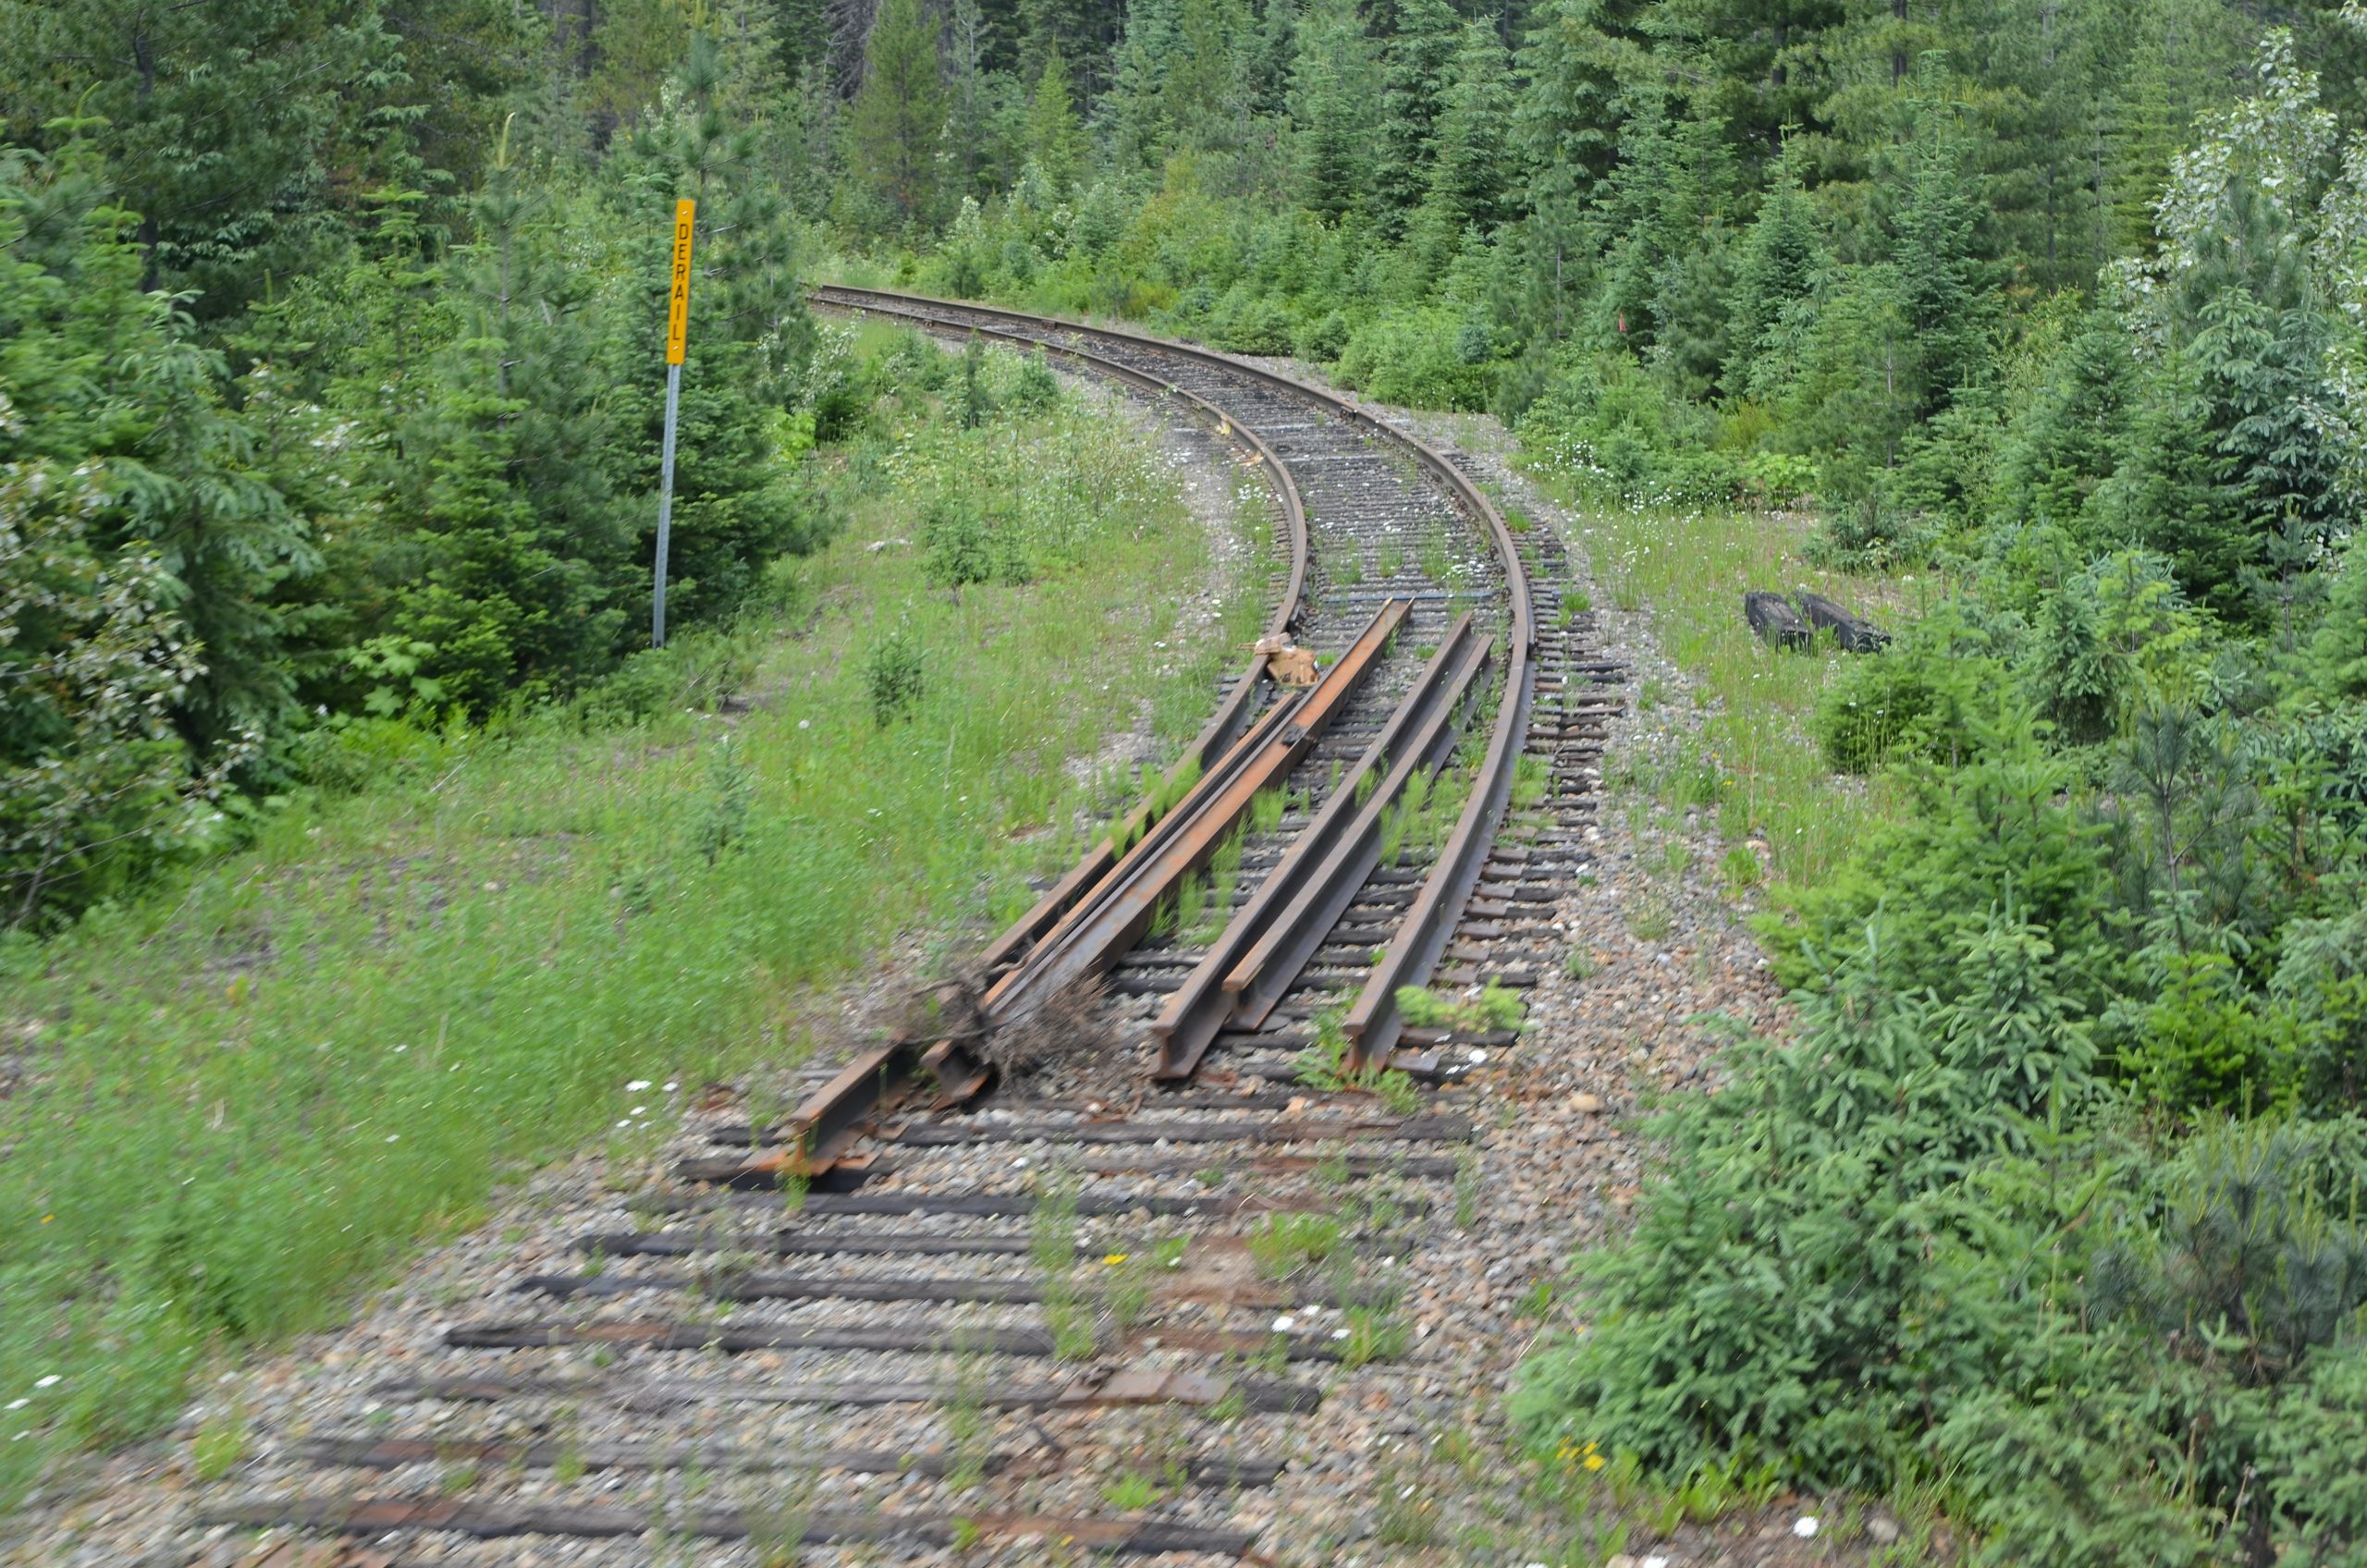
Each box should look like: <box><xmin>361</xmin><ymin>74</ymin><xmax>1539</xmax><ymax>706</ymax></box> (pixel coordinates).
<box><xmin>1376</xmin><ymin>0</ymin><xmax>1462</xmax><ymax>217</ymax></box>
<box><xmin>0</xmin><ymin>126</ymin><xmax>321</xmax><ymax>750</ymax></box>
<box><xmin>583</xmin><ymin>0</ymin><xmax>698</xmax><ymax>130</ymax></box>
<box><xmin>1660</xmin><ymin>0</ymin><xmax>1845</xmax><ymax>168</ymax></box>
<box><xmin>377</xmin><ymin>132</ymin><xmax>621</xmax><ymax>713</ymax></box>
<box><xmin>847</xmin><ymin>0</ymin><xmax>950</xmax><ymax>229</ymax></box>
<box><xmin>1288</xmin><ymin>0</ymin><xmax>1380</xmax><ymax>220</ymax></box>
<box><xmin>1993</xmin><ymin>311</ymin><xmax>2136</xmax><ymax>536</ymax></box>
<box><xmin>1024</xmin><ymin>43</ymin><xmax>1087</xmax><ymax>191</ymax></box>
<box><xmin>2187</xmin><ymin>287</ymin><xmax>2348</xmax><ymax>622</ymax></box>
<box><xmin>622</xmin><ymin>32</ymin><xmax>820</xmax><ymax>628</ymax></box>
<box><xmin>1103</xmin><ymin>0</ymin><xmax>1182</xmax><ymax>172</ymax></box>
<box><xmin>943</xmin><ymin>0</ymin><xmax>994</xmax><ymax>202</ymax></box>
<box><xmin>1015</xmin><ymin>0</ymin><xmax>1120</xmax><ymax>103</ymax></box>
<box><xmin>2087</xmin><ymin>0</ymin><xmax>2245</xmax><ymax>263</ymax></box>
<box><xmin>1888</xmin><ymin>62</ymin><xmax>1994</xmax><ymax>418</ymax></box>
<box><xmin>1427</xmin><ymin>17</ymin><xmax>1516</xmax><ymax>233</ymax></box>
<box><xmin>1723</xmin><ymin>143</ymin><xmax>1826</xmax><ymax>394</ymax></box>
<box><xmin>2090</xmin><ymin>351</ymin><xmax>2248</xmax><ymax>625</ymax></box>
<box><xmin>1248</xmin><ymin>0</ymin><xmax>1300</xmax><ymax>119</ymax></box>
<box><xmin>1501</xmin><ymin>0</ymin><xmax>1625</xmax><ymax>359</ymax></box>
<box><xmin>1170</xmin><ymin>0</ymin><xmax>1252</xmax><ymax>160</ymax></box>
<box><xmin>1583</xmin><ymin>85</ymin><xmax>1734</xmax><ymax>382</ymax></box>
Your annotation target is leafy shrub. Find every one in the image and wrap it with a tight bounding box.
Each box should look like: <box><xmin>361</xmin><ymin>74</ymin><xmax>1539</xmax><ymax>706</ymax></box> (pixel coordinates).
<box><xmin>1760</xmin><ymin>735</ymin><xmax>2111</xmax><ymax>1001</ymax></box>
<box><xmin>571</xmin><ymin>630</ymin><xmax>763</xmax><ymax>729</ymax></box>
<box><xmin>863</xmin><ymin>621</ymin><xmax>926</xmax><ymax>726</ymax></box>
<box><xmin>921</xmin><ymin>496</ymin><xmax>1025</xmax><ymax>587</ymax></box>
<box><xmin>286</xmin><ymin>717</ymin><xmax>451</xmax><ymax>796</ymax></box>
<box><xmin>1812</xmin><ymin>610</ymin><xmax>2002</xmax><ymax>775</ymax></box>
<box><xmin>1806</xmin><ymin>491</ymin><xmax>1936</xmax><ymax>571</ymax></box>
<box><xmin>2263</xmin><ymin>1341</ymin><xmax>2367</xmax><ymax>1560</ymax></box>
<box><xmin>1739</xmin><ymin>449</ymin><xmax>1817</xmax><ymax>509</ymax></box>
<box><xmin>1515</xmin><ymin>351</ymin><xmax>1735</xmax><ymax>503</ymax></box>
<box><xmin>1210</xmin><ymin>290</ymin><xmax>1295</xmax><ymax>354</ymax></box>
<box><xmin>1515</xmin><ymin>896</ymin><xmax>2367</xmax><ymax>1562</ymax></box>
<box><xmin>1004</xmin><ymin>352</ymin><xmax>1061</xmax><ymax>413</ymax></box>
<box><xmin>2116</xmin><ymin>949</ymin><xmax>2285</xmax><ymax>1111</ymax></box>
<box><xmin>572</xmin><ymin>648</ymin><xmax>685</xmax><ymax>727</ymax></box>
<box><xmin>1335</xmin><ymin>307</ymin><xmax>1498</xmax><ymax>410</ymax></box>
<box><xmin>1511</xmin><ymin>911</ymin><xmax>2092</xmax><ymax>1489</ymax></box>
<box><xmin>2274</xmin><ymin>905</ymin><xmax>2367</xmax><ymax>1114</ymax></box>
<box><xmin>1294</xmin><ymin>309</ymin><xmax>1354</xmax><ymax>361</ymax></box>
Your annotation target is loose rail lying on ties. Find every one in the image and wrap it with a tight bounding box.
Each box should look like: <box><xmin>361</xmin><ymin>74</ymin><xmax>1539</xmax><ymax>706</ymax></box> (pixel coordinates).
<box><xmin>981</xmin><ymin>598</ymin><xmax>1410</xmax><ymax>1033</ymax></box>
<box><xmin>188</xmin><ymin>288</ymin><xmax>1624</xmax><ymax>1564</ymax></box>
<box><xmin>809</xmin><ymin>283</ymin><xmax>1536</xmax><ymax>1088</ymax></box>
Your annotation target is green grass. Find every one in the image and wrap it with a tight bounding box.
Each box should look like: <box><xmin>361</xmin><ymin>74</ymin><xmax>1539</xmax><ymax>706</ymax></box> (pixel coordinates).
<box><xmin>1539</xmin><ymin>493</ymin><xmax>1922</xmax><ymax>887</ymax></box>
<box><xmin>1244</xmin><ymin>1212</ymin><xmax>1344</xmax><ymax>1280</ymax></box>
<box><xmin>0</xmin><ymin>359</ymin><xmax>1252</xmax><ymax>1510</ymax></box>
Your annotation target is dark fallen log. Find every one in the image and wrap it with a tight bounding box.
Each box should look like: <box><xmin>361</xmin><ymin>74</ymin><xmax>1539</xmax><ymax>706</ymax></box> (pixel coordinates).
<box><xmin>1797</xmin><ymin>590</ymin><xmax>1891</xmax><ymax>652</ymax></box>
<box><xmin>1745</xmin><ymin>590</ymin><xmax>1812</xmax><ymax>650</ymax></box>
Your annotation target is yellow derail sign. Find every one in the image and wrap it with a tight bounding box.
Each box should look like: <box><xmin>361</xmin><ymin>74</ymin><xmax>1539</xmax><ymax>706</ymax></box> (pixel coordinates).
<box><xmin>665</xmin><ymin>199</ymin><xmax>696</xmax><ymax>365</ymax></box>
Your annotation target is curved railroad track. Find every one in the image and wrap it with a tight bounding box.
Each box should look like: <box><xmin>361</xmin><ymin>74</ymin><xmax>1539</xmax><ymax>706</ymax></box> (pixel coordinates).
<box><xmin>178</xmin><ymin>289</ymin><xmax>1625</xmax><ymax>1566</ymax></box>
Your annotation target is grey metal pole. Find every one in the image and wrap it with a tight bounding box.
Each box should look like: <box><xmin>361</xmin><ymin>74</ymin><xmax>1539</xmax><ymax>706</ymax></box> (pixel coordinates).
<box><xmin>653</xmin><ymin>360</ymin><xmax>683</xmax><ymax>648</ymax></box>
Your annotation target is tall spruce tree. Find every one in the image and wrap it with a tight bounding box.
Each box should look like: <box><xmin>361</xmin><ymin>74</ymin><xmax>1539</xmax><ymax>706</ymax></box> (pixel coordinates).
<box><xmin>1103</xmin><ymin>0</ymin><xmax>1182</xmax><ymax>172</ymax></box>
<box><xmin>620</xmin><ymin>32</ymin><xmax>818</xmax><ymax>629</ymax></box>
<box><xmin>1024</xmin><ymin>43</ymin><xmax>1087</xmax><ymax>191</ymax></box>
<box><xmin>1723</xmin><ymin>141</ymin><xmax>1825</xmax><ymax>395</ymax></box>
<box><xmin>1888</xmin><ymin>62</ymin><xmax>1995</xmax><ymax>418</ymax></box>
<box><xmin>1994</xmin><ymin>311</ymin><xmax>2138</xmax><ymax>536</ymax></box>
<box><xmin>1427</xmin><ymin>17</ymin><xmax>1517</xmax><ymax>233</ymax></box>
<box><xmin>1377</xmin><ymin>0</ymin><xmax>1464</xmax><ymax>217</ymax></box>
<box><xmin>386</xmin><ymin>136</ymin><xmax>620</xmax><ymax>713</ymax></box>
<box><xmin>847</xmin><ymin>0</ymin><xmax>949</xmax><ymax>228</ymax></box>
<box><xmin>1502</xmin><ymin>0</ymin><xmax>1626</xmax><ymax>361</ymax></box>
<box><xmin>1288</xmin><ymin>0</ymin><xmax>1381</xmax><ymax>220</ymax></box>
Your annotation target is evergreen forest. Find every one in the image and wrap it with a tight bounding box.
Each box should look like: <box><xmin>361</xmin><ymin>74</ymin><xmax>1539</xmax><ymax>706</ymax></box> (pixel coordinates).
<box><xmin>13</xmin><ymin>0</ymin><xmax>2367</xmax><ymax>1558</ymax></box>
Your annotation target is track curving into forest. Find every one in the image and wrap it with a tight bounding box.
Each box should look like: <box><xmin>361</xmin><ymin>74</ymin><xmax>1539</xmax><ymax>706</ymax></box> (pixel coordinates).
<box><xmin>188</xmin><ymin>289</ymin><xmax>1625</xmax><ymax>1565</ymax></box>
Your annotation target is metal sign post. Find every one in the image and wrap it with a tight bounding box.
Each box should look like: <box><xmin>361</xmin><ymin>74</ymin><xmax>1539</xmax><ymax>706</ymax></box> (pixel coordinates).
<box><xmin>653</xmin><ymin>198</ymin><xmax>696</xmax><ymax>648</ymax></box>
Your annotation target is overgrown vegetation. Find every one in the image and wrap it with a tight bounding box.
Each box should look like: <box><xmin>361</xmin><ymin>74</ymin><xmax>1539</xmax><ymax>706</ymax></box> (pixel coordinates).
<box><xmin>1509</xmin><ymin>41</ymin><xmax>2367</xmax><ymax>1563</ymax></box>
<box><xmin>0</xmin><ymin>333</ymin><xmax>1227</xmax><ymax>1508</ymax></box>
<box><xmin>19</xmin><ymin>0</ymin><xmax>2367</xmax><ymax>1552</ymax></box>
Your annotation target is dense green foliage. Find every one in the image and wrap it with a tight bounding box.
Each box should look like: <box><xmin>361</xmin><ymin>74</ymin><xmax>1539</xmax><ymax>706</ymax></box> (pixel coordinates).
<box><xmin>1501</xmin><ymin>32</ymin><xmax>2367</xmax><ymax>1564</ymax></box>
<box><xmin>19</xmin><ymin>0</ymin><xmax>2367</xmax><ymax>1551</ymax></box>
<box><xmin>0</xmin><ymin>4</ymin><xmax>822</xmax><ymax>926</ymax></box>
<box><xmin>0</xmin><ymin>327</ymin><xmax>1241</xmax><ymax>1508</ymax></box>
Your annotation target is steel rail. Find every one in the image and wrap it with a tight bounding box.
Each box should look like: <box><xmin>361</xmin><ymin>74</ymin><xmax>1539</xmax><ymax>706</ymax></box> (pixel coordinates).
<box><xmin>1220</xmin><ymin>624</ymin><xmax>1495</xmax><ymax>1028</ymax></box>
<box><xmin>982</xmin><ymin>598</ymin><xmax>1409</xmax><ymax>1028</ymax></box>
<box><xmin>816</xmin><ymin>293</ymin><xmax>1311</xmax><ymax>992</ymax></box>
<box><xmin>1150</xmin><ymin>614</ymin><xmax>1490</xmax><ymax>1080</ymax></box>
<box><xmin>812</xmin><ymin>284</ymin><xmax>1536</xmax><ymax>1073</ymax></box>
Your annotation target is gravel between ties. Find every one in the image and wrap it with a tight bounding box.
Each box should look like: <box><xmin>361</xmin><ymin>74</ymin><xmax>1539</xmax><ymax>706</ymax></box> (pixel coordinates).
<box><xmin>7</xmin><ymin>384</ymin><xmax>1868</xmax><ymax>1568</ymax></box>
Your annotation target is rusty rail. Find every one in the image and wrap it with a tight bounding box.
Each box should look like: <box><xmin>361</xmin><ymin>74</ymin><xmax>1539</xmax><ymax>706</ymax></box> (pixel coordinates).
<box><xmin>1151</xmin><ymin>615</ymin><xmax>1491</xmax><ymax>1079</ymax></box>
<box><xmin>983</xmin><ymin>599</ymin><xmax>1408</xmax><ymax>1030</ymax></box>
<box><xmin>812</xmin><ymin>284</ymin><xmax>1536</xmax><ymax>1075</ymax></box>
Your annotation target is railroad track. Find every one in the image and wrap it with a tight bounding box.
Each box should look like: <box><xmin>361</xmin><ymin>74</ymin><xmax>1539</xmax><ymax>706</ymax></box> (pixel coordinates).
<box><xmin>185</xmin><ymin>290</ymin><xmax>1624</xmax><ymax>1565</ymax></box>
